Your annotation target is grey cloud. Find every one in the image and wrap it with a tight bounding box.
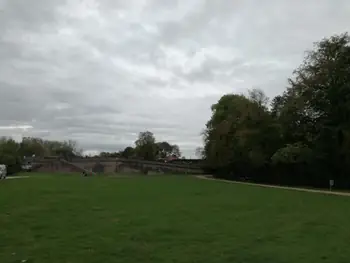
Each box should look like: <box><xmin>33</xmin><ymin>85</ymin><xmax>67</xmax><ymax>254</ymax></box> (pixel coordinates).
<box><xmin>0</xmin><ymin>0</ymin><xmax>62</xmax><ymax>31</ymax></box>
<box><xmin>1</xmin><ymin>0</ymin><xmax>349</xmax><ymax>157</ymax></box>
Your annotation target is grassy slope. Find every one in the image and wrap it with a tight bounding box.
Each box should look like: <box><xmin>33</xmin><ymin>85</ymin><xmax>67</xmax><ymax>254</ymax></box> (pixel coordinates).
<box><xmin>0</xmin><ymin>173</ymin><xmax>349</xmax><ymax>263</ymax></box>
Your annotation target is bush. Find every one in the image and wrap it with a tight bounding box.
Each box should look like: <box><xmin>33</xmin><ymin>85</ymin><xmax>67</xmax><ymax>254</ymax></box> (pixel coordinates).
<box><xmin>6</xmin><ymin>163</ymin><xmax>22</xmax><ymax>175</ymax></box>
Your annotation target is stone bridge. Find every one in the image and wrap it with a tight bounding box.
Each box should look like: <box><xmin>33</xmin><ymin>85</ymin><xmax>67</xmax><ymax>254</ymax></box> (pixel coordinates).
<box><xmin>32</xmin><ymin>157</ymin><xmax>204</xmax><ymax>175</ymax></box>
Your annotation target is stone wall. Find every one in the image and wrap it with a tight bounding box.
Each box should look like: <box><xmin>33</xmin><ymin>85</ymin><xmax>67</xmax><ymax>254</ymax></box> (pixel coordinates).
<box><xmin>33</xmin><ymin>157</ymin><xmax>204</xmax><ymax>175</ymax></box>
<box><xmin>34</xmin><ymin>159</ymin><xmax>94</xmax><ymax>174</ymax></box>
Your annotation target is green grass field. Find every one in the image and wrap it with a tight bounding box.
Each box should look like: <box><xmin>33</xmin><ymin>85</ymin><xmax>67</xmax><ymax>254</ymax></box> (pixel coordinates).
<box><xmin>1</xmin><ymin>173</ymin><xmax>350</xmax><ymax>263</ymax></box>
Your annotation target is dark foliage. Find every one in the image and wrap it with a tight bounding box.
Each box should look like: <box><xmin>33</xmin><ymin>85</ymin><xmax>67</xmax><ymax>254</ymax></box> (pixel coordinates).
<box><xmin>203</xmin><ymin>33</ymin><xmax>350</xmax><ymax>189</ymax></box>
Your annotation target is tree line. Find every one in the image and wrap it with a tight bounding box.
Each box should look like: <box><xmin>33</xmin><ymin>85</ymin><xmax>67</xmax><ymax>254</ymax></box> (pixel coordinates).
<box><xmin>0</xmin><ymin>137</ymin><xmax>81</xmax><ymax>174</ymax></box>
<box><xmin>0</xmin><ymin>131</ymin><xmax>183</xmax><ymax>174</ymax></box>
<box><xmin>98</xmin><ymin>131</ymin><xmax>182</xmax><ymax>161</ymax></box>
<box><xmin>202</xmin><ymin>33</ymin><xmax>350</xmax><ymax>189</ymax></box>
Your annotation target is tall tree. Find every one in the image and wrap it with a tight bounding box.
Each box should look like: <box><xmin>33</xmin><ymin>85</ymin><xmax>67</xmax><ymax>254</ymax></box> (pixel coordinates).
<box><xmin>171</xmin><ymin>144</ymin><xmax>181</xmax><ymax>158</ymax></box>
<box><xmin>0</xmin><ymin>137</ymin><xmax>21</xmax><ymax>174</ymax></box>
<box><xmin>121</xmin><ymin>147</ymin><xmax>135</xmax><ymax>159</ymax></box>
<box><xmin>156</xmin><ymin>141</ymin><xmax>173</xmax><ymax>158</ymax></box>
<box><xmin>156</xmin><ymin>142</ymin><xmax>181</xmax><ymax>158</ymax></box>
<box><xmin>202</xmin><ymin>32</ymin><xmax>350</xmax><ymax>188</ymax></box>
<box><xmin>19</xmin><ymin>137</ymin><xmax>81</xmax><ymax>160</ymax></box>
<box><xmin>248</xmin><ymin>88</ymin><xmax>269</xmax><ymax>109</ymax></box>
<box><xmin>273</xmin><ymin>32</ymin><xmax>350</xmax><ymax>186</ymax></box>
<box><xmin>203</xmin><ymin>93</ymin><xmax>279</xmax><ymax>178</ymax></box>
<box><xmin>135</xmin><ymin>131</ymin><xmax>157</xmax><ymax>161</ymax></box>
<box><xmin>19</xmin><ymin>137</ymin><xmax>47</xmax><ymax>157</ymax></box>
<box><xmin>195</xmin><ymin>147</ymin><xmax>204</xmax><ymax>159</ymax></box>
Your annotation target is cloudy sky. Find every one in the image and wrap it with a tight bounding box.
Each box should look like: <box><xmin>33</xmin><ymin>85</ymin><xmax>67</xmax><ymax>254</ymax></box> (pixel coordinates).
<box><xmin>0</xmin><ymin>0</ymin><xmax>349</xmax><ymax>157</ymax></box>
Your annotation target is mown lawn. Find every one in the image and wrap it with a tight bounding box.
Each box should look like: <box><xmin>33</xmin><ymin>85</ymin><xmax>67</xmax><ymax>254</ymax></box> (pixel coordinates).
<box><xmin>1</xmin><ymin>173</ymin><xmax>349</xmax><ymax>263</ymax></box>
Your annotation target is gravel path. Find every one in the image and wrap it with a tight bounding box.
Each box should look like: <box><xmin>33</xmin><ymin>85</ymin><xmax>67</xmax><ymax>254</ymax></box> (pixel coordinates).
<box><xmin>5</xmin><ymin>176</ymin><xmax>30</xmax><ymax>180</ymax></box>
<box><xmin>195</xmin><ymin>175</ymin><xmax>350</xmax><ymax>197</ymax></box>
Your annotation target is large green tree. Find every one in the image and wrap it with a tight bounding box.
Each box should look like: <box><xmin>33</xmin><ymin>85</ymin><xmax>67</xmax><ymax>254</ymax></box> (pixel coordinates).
<box><xmin>271</xmin><ymin>32</ymin><xmax>350</xmax><ymax>187</ymax></box>
<box><xmin>19</xmin><ymin>137</ymin><xmax>81</xmax><ymax>160</ymax></box>
<box><xmin>156</xmin><ymin>142</ymin><xmax>181</xmax><ymax>159</ymax></box>
<box><xmin>121</xmin><ymin>146</ymin><xmax>135</xmax><ymax>159</ymax></box>
<box><xmin>203</xmin><ymin>32</ymin><xmax>350</xmax><ymax>188</ymax></box>
<box><xmin>0</xmin><ymin>137</ymin><xmax>21</xmax><ymax>174</ymax></box>
<box><xmin>203</xmin><ymin>90</ymin><xmax>280</xmax><ymax>178</ymax></box>
<box><xmin>135</xmin><ymin>131</ymin><xmax>157</xmax><ymax>161</ymax></box>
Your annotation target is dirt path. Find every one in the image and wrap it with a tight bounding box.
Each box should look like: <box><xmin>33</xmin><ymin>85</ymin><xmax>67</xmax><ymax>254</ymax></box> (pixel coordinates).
<box><xmin>5</xmin><ymin>176</ymin><xmax>30</xmax><ymax>180</ymax></box>
<box><xmin>195</xmin><ymin>175</ymin><xmax>350</xmax><ymax>197</ymax></box>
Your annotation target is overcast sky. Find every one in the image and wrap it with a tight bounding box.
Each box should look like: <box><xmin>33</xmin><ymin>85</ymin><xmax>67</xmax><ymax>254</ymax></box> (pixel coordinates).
<box><xmin>0</xmin><ymin>0</ymin><xmax>349</xmax><ymax>157</ymax></box>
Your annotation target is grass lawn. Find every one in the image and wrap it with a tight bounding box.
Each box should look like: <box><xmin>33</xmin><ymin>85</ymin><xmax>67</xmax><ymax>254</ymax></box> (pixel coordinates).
<box><xmin>1</xmin><ymin>173</ymin><xmax>350</xmax><ymax>263</ymax></box>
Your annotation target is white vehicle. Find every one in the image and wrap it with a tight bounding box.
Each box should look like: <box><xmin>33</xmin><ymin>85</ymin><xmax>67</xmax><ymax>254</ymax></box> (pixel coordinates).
<box><xmin>0</xmin><ymin>164</ymin><xmax>7</xmax><ymax>180</ymax></box>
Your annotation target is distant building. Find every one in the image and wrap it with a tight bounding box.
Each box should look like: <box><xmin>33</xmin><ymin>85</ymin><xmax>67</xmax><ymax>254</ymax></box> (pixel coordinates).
<box><xmin>165</xmin><ymin>155</ymin><xmax>178</xmax><ymax>162</ymax></box>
